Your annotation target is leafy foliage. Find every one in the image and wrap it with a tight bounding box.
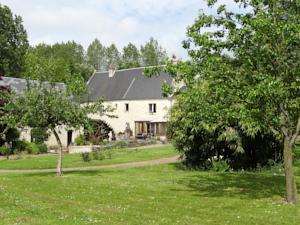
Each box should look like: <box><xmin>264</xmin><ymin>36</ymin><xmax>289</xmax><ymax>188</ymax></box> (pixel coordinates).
<box><xmin>30</xmin><ymin>127</ymin><xmax>49</xmax><ymax>144</ymax></box>
<box><xmin>161</xmin><ymin>0</ymin><xmax>300</xmax><ymax>203</ymax></box>
<box><xmin>0</xmin><ymin>145</ymin><xmax>11</xmax><ymax>159</ymax></box>
<box><xmin>36</xmin><ymin>143</ymin><xmax>48</xmax><ymax>154</ymax></box>
<box><xmin>168</xmin><ymin>92</ymin><xmax>282</xmax><ymax>170</ymax></box>
<box><xmin>81</xmin><ymin>152</ymin><xmax>92</xmax><ymax>162</ymax></box>
<box><xmin>0</xmin><ymin>4</ymin><xmax>29</xmax><ymax>77</ymax></box>
<box><xmin>141</xmin><ymin>37</ymin><xmax>168</xmax><ymax>66</ymax></box>
<box><xmin>120</xmin><ymin>43</ymin><xmax>141</xmax><ymax>69</ymax></box>
<box><xmin>25</xmin><ymin>42</ymin><xmax>94</xmax><ymax>82</ymax></box>
<box><xmin>2</xmin><ymin>82</ymin><xmax>104</xmax><ymax>175</ymax></box>
<box><xmin>105</xmin><ymin>44</ymin><xmax>122</xmax><ymax>70</ymax></box>
<box><xmin>86</xmin><ymin>38</ymin><xmax>106</xmax><ymax>71</ymax></box>
<box><xmin>74</xmin><ymin>134</ymin><xmax>90</xmax><ymax>146</ymax></box>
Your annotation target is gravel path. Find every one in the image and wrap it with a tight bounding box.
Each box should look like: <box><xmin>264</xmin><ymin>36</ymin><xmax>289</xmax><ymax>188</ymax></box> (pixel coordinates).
<box><xmin>0</xmin><ymin>155</ymin><xmax>180</xmax><ymax>174</ymax></box>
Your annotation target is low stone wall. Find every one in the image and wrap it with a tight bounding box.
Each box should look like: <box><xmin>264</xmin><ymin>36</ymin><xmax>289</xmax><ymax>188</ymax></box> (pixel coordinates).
<box><xmin>68</xmin><ymin>145</ymin><xmax>93</xmax><ymax>154</ymax></box>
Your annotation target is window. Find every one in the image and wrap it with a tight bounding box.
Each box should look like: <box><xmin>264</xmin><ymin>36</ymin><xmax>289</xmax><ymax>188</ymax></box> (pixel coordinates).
<box><xmin>125</xmin><ymin>103</ymin><xmax>129</xmax><ymax>112</ymax></box>
<box><xmin>149</xmin><ymin>103</ymin><xmax>156</xmax><ymax>113</ymax></box>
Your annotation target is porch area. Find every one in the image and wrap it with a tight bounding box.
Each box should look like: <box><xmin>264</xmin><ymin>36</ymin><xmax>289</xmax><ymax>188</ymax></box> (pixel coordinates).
<box><xmin>134</xmin><ymin>120</ymin><xmax>167</xmax><ymax>139</ymax></box>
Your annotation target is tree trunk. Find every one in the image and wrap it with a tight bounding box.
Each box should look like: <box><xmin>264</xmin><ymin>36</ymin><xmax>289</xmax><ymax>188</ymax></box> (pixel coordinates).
<box><xmin>283</xmin><ymin>136</ymin><xmax>297</xmax><ymax>204</ymax></box>
<box><xmin>52</xmin><ymin>129</ymin><xmax>63</xmax><ymax>176</ymax></box>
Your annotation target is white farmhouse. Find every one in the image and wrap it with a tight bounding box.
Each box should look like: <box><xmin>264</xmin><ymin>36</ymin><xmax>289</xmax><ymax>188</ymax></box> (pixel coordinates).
<box><xmin>86</xmin><ymin>67</ymin><xmax>174</xmax><ymax>140</ymax></box>
<box><xmin>1</xmin><ymin>67</ymin><xmax>175</xmax><ymax>147</ymax></box>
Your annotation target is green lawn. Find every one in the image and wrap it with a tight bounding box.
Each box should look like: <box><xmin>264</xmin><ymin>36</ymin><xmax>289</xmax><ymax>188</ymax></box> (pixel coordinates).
<box><xmin>0</xmin><ymin>146</ymin><xmax>177</xmax><ymax>170</ymax></box>
<box><xmin>0</xmin><ymin>162</ymin><xmax>300</xmax><ymax>225</ymax></box>
<box><xmin>1</xmin><ymin>146</ymin><xmax>300</xmax><ymax>224</ymax></box>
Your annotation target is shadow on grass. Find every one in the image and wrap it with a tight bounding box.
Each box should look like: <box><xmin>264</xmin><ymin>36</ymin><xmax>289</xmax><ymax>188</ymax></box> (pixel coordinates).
<box><xmin>171</xmin><ymin>163</ymin><xmax>289</xmax><ymax>200</ymax></box>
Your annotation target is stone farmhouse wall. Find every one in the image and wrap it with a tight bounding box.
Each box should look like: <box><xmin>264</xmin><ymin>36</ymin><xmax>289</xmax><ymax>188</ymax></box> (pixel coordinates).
<box><xmin>19</xmin><ymin>98</ymin><xmax>173</xmax><ymax>147</ymax></box>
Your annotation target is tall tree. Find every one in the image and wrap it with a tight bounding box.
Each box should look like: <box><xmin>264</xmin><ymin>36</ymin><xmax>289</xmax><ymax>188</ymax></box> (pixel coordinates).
<box><xmin>87</xmin><ymin>38</ymin><xmax>106</xmax><ymax>71</ymax></box>
<box><xmin>0</xmin><ymin>4</ymin><xmax>29</xmax><ymax>77</ymax></box>
<box><xmin>105</xmin><ymin>43</ymin><xmax>121</xmax><ymax>70</ymax></box>
<box><xmin>120</xmin><ymin>43</ymin><xmax>141</xmax><ymax>69</ymax></box>
<box><xmin>0</xmin><ymin>76</ymin><xmax>10</xmax><ymax>142</ymax></box>
<box><xmin>140</xmin><ymin>37</ymin><xmax>168</xmax><ymax>66</ymax></box>
<box><xmin>52</xmin><ymin>41</ymin><xmax>85</xmax><ymax>71</ymax></box>
<box><xmin>162</xmin><ymin>0</ymin><xmax>300</xmax><ymax>204</ymax></box>
<box><xmin>24</xmin><ymin>50</ymin><xmax>86</xmax><ymax>98</ymax></box>
<box><xmin>0</xmin><ymin>76</ymin><xmax>19</xmax><ymax>153</ymax></box>
<box><xmin>2</xmin><ymin>49</ymin><xmax>110</xmax><ymax>176</ymax></box>
<box><xmin>27</xmin><ymin>42</ymin><xmax>93</xmax><ymax>81</ymax></box>
<box><xmin>2</xmin><ymin>84</ymin><xmax>103</xmax><ymax>176</ymax></box>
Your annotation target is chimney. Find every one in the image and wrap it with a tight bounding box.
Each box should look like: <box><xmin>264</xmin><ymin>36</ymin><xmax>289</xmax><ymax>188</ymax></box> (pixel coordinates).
<box><xmin>108</xmin><ymin>64</ymin><xmax>116</xmax><ymax>78</ymax></box>
<box><xmin>171</xmin><ymin>54</ymin><xmax>181</xmax><ymax>64</ymax></box>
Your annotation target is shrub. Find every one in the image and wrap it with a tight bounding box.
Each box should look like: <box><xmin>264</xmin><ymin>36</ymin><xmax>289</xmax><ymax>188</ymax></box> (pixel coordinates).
<box><xmin>37</xmin><ymin>143</ymin><xmax>48</xmax><ymax>154</ymax></box>
<box><xmin>0</xmin><ymin>145</ymin><xmax>12</xmax><ymax>159</ymax></box>
<box><xmin>167</xmin><ymin>85</ymin><xmax>285</xmax><ymax>171</ymax></box>
<box><xmin>100</xmin><ymin>139</ymin><xmax>109</xmax><ymax>146</ymax></box>
<box><xmin>12</xmin><ymin>140</ymin><xmax>28</xmax><ymax>152</ymax></box>
<box><xmin>92</xmin><ymin>150</ymin><xmax>100</xmax><ymax>160</ymax></box>
<box><xmin>75</xmin><ymin>134</ymin><xmax>90</xmax><ymax>146</ymax></box>
<box><xmin>99</xmin><ymin>152</ymin><xmax>106</xmax><ymax>160</ymax></box>
<box><xmin>31</xmin><ymin>127</ymin><xmax>49</xmax><ymax>144</ymax></box>
<box><xmin>92</xmin><ymin>150</ymin><xmax>106</xmax><ymax>160</ymax></box>
<box><xmin>5</xmin><ymin>128</ymin><xmax>20</xmax><ymax>143</ymax></box>
<box><xmin>81</xmin><ymin>152</ymin><xmax>91</xmax><ymax>162</ymax></box>
<box><xmin>107</xmin><ymin>151</ymin><xmax>112</xmax><ymax>159</ymax></box>
<box><xmin>112</xmin><ymin>141</ymin><xmax>127</xmax><ymax>149</ymax></box>
<box><xmin>259</xmin><ymin>159</ymin><xmax>283</xmax><ymax>172</ymax></box>
<box><xmin>0</xmin><ymin>128</ymin><xmax>20</xmax><ymax>152</ymax></box>
<box><xmin>26</xmin><ymin>142</ymin><xmax>39</xmax><ymax>154</ymax></box>
<box><xmin>211</xmin><ymin>159</ymin><xmax>230</xmax><ymax>172</ymax></box>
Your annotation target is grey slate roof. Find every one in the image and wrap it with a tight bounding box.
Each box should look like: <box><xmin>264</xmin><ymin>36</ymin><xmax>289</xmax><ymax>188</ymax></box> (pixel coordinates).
<box><xmin>0</xmin><ymin>77</ymin><xmax>66</xmax><ymax>94</ymax></box>
<box><xmin>87</xmin><ymin>67</ymin><xmax>173</xmax><ymax>101</ymax></box>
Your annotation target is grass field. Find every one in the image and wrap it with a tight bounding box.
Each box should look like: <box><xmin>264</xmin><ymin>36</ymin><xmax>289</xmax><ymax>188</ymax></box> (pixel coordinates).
<box><xmin>0</xmin><ymin>146</ymin><xmax>300</xmax><ymax>224</ymax></box>
<box><xmin>0</xmin><ymin>162</ymin><xmax>300</xmax><ymax>225</ymax></box>
<box><xmin>0</xmin><ymin>146</ymin><xmax>177</xmax><ymax>170</ymax></box>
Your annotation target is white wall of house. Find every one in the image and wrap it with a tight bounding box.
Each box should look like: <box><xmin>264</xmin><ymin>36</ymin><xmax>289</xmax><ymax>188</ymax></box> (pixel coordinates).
<box><xmin>19</xmin><ymin>126</ymin><xmax>81</xmax><ymax>148</ymax></box>
<box><xmin>90</xmin><ymin>98</ymin><xmax>173</xmax><ymax>137</ymax></box>
<box><xmin>19</xmin><ymin>98</ymin><xmax>173</xmax><ymax>147</ymax></box>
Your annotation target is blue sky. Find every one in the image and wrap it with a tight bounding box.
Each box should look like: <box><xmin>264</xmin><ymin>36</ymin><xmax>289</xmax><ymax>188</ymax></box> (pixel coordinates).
<box><xmin>1</xmin><ymin>0</ymin><xmax>239</xmax><ymax>59</ymax></box>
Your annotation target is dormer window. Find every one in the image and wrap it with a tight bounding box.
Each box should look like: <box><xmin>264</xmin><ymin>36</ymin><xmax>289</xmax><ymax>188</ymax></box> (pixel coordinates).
<box><xmin>125</xmin><ymin>103</ymin><xmax>129</xmax><ymax>112</ymax></box>
<box><xmin>149</xmin><ymin>103</ymin><xmax>156</xmax><ymax>113</ymax></box>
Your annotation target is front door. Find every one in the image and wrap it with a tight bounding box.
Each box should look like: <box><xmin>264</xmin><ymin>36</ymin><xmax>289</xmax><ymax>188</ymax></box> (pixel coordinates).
<box><xmin>67</xmin><ymin>130</ymin><xmax>73</xmax><ymax>146</ymax></box>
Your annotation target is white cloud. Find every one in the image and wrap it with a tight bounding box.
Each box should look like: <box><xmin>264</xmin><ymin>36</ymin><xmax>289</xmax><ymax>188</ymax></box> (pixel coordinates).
<box><xmin>1</xmin><ymin>0</ymin><xmax>243</xmax><ymax>59</ymax></box>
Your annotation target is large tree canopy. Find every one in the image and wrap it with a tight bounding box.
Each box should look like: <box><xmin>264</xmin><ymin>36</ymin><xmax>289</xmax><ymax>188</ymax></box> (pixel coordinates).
<box><xmin>120</xmin><ymin>43</ymin><xmax>141</xmax><ymax>69</ymax></box>
<box><xmin>26</xmin><ymin>42</ymin><xmax>94</xmax><ymax>82</ymax></box>
<box><xmin>105</xmin><ymin>43</ymin><xmax>121</xmax><ymax>70</ymax></box>
<box><xmin>0</xmin><ymin>4</ymin><xmax>29</xmax><ymax>77</ymax></box>
<box><xmin>86</xmin><ymin>38</ymin><xmax>106</xmax><ymax>72</ymax></box>
<box><xmin>163</xmin><ymin>0</ymin><xmax>300</xmax><ymax>204</ymax></box>
<box><xmin>141</xmin><ymin>37</ymin><xmax>168</xmax><ymax>66</ymax></box>
<box><xmin>1</xmin><ymin>50</ymin><xmax>104</xmax><ymax>176</ymax></box>
<box><xmin>2</xmin><ymin>84</ymin><xmax>103</xmax><ymax>176</ymax></box>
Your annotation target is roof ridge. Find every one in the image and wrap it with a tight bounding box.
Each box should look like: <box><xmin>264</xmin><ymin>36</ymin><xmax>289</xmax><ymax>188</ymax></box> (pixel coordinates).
<box><xmin>95</xmin><ymin>65</ymin><xmax>166</xmax><ymax>74</ymax></box>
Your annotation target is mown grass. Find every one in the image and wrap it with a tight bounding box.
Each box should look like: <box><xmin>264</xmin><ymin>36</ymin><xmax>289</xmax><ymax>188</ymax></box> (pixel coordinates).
<box><xmin>0</xmin><ymin>146</ymin><xmax>300</xmax><ymax>224</ymax></box>
<box><xmin>0</xmin><ymin>162</ymin><xmax>299</xmax><ymax>225</ymax></box>
<box><xmin>0</xmin><ymin>146</ymin><xmax>176</xmax><ymax>169</ymax></box>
